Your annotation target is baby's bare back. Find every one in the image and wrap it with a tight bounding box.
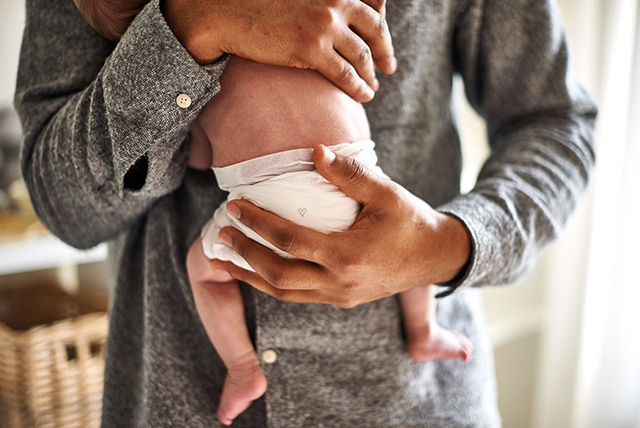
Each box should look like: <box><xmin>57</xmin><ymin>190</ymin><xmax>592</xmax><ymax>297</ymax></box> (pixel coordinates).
<box><xmin>196</xmin><ymin>56</ymin><xmax>371</xmax><ymax>167</ymax></box>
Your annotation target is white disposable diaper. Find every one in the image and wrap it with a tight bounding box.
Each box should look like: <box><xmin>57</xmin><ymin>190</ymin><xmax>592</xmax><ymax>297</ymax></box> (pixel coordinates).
<box><xmin>201</xmin><ymin>139</ymin><xmax>388</xmax><ymax>270</ymax></box>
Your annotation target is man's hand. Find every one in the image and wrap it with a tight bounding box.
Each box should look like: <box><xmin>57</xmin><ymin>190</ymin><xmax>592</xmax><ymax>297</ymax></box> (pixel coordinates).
<box><xmin>163</xmin><ymin>0</ymin><xmax>397</xmax><ymax>102</ymax></box>
<box><xmin>210</xmin><ymin>145</ymin><xmax>471</xmax><ymax>309</ymax></box>
<box><xmin>74</xmin><ymin>0</ymin><xmax>148</xmax><ymax>41</ymax></box>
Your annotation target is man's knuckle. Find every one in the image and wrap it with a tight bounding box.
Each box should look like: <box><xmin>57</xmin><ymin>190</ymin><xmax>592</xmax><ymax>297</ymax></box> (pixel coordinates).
<box><xmin>336</xmin><ymin>64</ymin><xmax>355</xmax><ymax>85</ymax></box>
<box><xmin>357</xmin><ymin>45</ymin><xmax>372</xmax><ymax>68</ymax></box>
<box><xmin>274</xmin><ymin>230</ymin><xmax>296</xmax><ymax>252</ymax></box>
<box><xmin>344</xmin><ymin>157</ymin><xmax>368</xmax><ymax>184</ymax></box>
<box><xmin>237</xmin><ymin>242</ymin><xmax>248</xmax><ymax>260</ymax></box>
<box><xmin>239</xmin><ymin>211</ymin><xmax>255</xmax><ymax>230</ymax></box>
<box><xmin>337</xmin><ymin>252</ymin><xmax>361</xmax><ymax>270</ymax></box>
<box><xmin>311</xmin><ymin>6</ymin><xmax>335</xmax><ymax>29</ymax></box>
<box><xmin>376</xmin><ymin>15</ymin><xmax>389</xmax><ymax>37</ymax></box>
<box><xmin>265</xmin><ymin>268</ymin><xmax>288</xmax><ymax>288</ymax></box>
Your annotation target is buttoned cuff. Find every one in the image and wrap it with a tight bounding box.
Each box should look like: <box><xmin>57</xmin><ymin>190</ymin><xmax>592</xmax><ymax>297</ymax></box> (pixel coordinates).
<box><xmin>435</xmin><ymin>191</ymin><xmax>509</xmax><ymax>297</ymax></box>
<box><xmin>102</xmin><ymin>0</ymin><xmax>229</xmax><ymax>198</ymax></box>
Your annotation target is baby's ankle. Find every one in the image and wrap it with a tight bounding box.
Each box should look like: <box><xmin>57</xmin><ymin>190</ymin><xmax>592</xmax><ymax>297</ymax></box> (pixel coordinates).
<box><xmin>404</xmin><ymin>323</ymin><xmax>473</xmax><ymax>363</ymax></box>
<box><xmin>225</xmin><ymin>350</ymin><xmax>262</xmax><ymax>375</ymax></box>
<box><xmin>404</xmin><ymin>320</ymin><xmax>433</xmax><ymax>340</ymax></box>
<box><xmin>217</xmin><ymin>352</ymin><xmax>267</xmax><ymax>425</ymax></box>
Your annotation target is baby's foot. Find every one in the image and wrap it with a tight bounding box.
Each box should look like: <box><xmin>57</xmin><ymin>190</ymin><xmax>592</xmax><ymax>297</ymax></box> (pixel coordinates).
<box><xmin>405</xmin><ymin>323</ymin><xmax>473</xmax><ymax>363</ymax></box>
<box><xmin>217</xmin><ymin>356</ymin><xmax>267</xmax><ymax>426</ymax></box>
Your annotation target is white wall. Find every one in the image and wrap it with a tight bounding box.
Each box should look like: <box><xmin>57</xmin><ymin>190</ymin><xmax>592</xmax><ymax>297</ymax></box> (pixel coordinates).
<box><xmin>0</xmin><ymin>0</ymin><xmax>26</xmax><ymax>108</ymax></box>
<box><xmin>533</xmin><ymin>1</ymin><xmax>640</xmax><ymax>427</ymax></box>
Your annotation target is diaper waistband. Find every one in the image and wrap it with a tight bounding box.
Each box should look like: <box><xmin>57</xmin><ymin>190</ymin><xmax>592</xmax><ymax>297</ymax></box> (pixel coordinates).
<box><xmin>211</xmin><ymin>139</ymin><xmax>378</xmax><ymax>190</ymax></box>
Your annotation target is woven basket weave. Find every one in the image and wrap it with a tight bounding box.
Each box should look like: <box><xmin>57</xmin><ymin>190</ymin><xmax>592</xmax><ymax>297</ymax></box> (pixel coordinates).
<box><xmin>0</xmin><ymin>282</ymin><xmax>108</xmax><ymax>428</ymax></box>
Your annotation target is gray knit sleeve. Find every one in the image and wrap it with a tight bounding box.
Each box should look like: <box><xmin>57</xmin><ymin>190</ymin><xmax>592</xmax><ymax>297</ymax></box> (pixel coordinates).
<box><xmin>14</xmin><ymin>0</ymin><xmax>228</xmax><ymax>249</ymax></box>
<box><xmin>435</xmin><ymin>0</ymin><xmax>597</xmax><ymax>295</ymax></box>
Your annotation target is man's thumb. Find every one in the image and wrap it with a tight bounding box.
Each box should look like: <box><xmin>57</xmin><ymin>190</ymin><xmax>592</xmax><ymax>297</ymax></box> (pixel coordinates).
<box><xmin>312</xmin><ymin>144</ymin><xmax>382</xmax><ymax>204</ymax></box>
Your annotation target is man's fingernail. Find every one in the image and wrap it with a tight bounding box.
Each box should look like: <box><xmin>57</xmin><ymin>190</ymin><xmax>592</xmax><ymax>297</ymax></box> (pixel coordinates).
<box><xmin>219</xmin><ymin>231</ymin><xmax>232</xmax><ymax>246</ymax></box>
<box><xmin>372</xmin><ymin>78</ymin><xmax>380</xmax><ymax>91</ymax></box>
<box><xmin>362</xmin><ymin>85</ymin><xmax>375</xmax><ymax>101</ymax></box>
<box><xmin>322</xmin><ymin>145</ymin><xmax>336</xmax><ymax>166</ymax></box>
<box><xmin>226</xmin><ymin>203</ymin><xmax>241</xmax><ymax>219</ymax></box>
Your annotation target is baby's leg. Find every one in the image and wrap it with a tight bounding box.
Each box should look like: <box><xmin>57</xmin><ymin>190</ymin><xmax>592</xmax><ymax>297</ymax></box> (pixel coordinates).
<box><xmin>187</xmin><ymin>237</ymin><xmax>267</xmax><ymax>425</ymax></box>
<box><xmin>399</xmin><ymin>285</ymin><xmax>473</xmax><ymax>362</ymax></box>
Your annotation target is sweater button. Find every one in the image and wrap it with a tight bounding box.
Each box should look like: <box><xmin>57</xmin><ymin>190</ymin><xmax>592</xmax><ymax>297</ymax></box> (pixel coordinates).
<box><xmin>261</xmin><ymin>349</ymin><xmax>277</xmax><ymax>364</ymax></box>
<box><xmin>176</xmin><ymin>93</ymin><xmax>192</xmax><ymax>109</ymax></box>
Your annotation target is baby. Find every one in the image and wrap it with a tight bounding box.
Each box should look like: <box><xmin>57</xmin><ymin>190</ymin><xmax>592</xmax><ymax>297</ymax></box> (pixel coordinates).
<box><xmin>191</xmin><ymin>57</ymin><xmax>475</xmax><ymax>425</ymax></box>
<box><xmin>74</xmin><ymin>2</ymin><xmax>473</xmax><ymax>426</ymax></box>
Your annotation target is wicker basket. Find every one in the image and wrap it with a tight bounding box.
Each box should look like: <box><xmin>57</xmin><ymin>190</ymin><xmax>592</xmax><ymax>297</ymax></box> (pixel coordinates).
<box><xmin>0</xmin><ymin>282</ymin><xmax>108</xmax><ymax>428</ymax></box>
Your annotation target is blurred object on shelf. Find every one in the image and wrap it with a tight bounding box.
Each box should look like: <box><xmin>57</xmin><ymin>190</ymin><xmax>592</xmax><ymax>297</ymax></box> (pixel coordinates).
<box><xmin>0</xmin><ymin>107</ymin><xmax>21</xmax><ymax>192</ymax></box>
<box><xmin>0</xmin><ymin>280</ymin><xmax>108</xmax><ymax>428</ymax></box>
<box><xmin>0</xmin><ymin>107</ymin><xmax>46</xmax><ymax>244</ymax></box>
<box><xmin>7</xmin><ymin>179</ymin><xmax>35</xmax><ymax>217</ymax></box>
<box><xmin>0</xmin><ymin>189</ymin><xmax>10</xmax><ymax>211</ymax></box>
<box><xmin>0</xmin><ymin>179</ymin><xmax>47</xmax><ymax>244</ymax></box>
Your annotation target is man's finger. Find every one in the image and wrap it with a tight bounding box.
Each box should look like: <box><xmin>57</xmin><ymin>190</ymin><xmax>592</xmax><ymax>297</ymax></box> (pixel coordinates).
<box><xmin>333</xmin><ymin>29</ymin><xmax>378</xmax><ymax>91</ymax></box>
<box><xmin>312</xmin><ymin>144</ymin><xmax>391</xmax><ymax>204</ymax></box>
<box><xmin>348</xmin><ymin>1</ymin><xmax>397</xmax><ymax>74</ymax></box>
<box><xmin>210</xmin><ymin>259</ymin><xmax>322</xmax><ymax>304</ymax></box>
<box><xmin>225</xmin><ymin>199</ymin><xmax>333</xmax><ymax>264</ymax></box>
<box><xmin>314</xmin><ymin>51</ymin><xmax>374</xmax><ymax>103</ymax></box>
<box><xmin>217</xmin><ymin>226</ymin><xmax>329</xmax><ymax>290</ymax></box>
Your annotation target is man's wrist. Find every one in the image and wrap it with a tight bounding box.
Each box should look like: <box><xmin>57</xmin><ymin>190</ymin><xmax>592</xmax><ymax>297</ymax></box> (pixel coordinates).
<box><xmin>431</xmin><ymin>212</ymin><xmax>472</xmax><ymax>284</ymax></box>
<box><xmin>161</xmin><ymin>0</ymin><xmax>225</xmax><ymax>64</ymax></box>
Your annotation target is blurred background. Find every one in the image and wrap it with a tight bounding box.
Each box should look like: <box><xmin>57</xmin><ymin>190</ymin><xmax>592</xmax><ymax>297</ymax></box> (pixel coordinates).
<box><xmin>0</xmin><ymin>0</ymin><xmax>638</xmax><ymax>427</ymax></box>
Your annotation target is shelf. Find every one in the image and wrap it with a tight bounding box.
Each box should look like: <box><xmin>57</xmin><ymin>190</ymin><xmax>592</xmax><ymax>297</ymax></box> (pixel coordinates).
<box><xmin>0</xmin><ymin>235</ymin><xmax>107</xmax><ymax>276</ymax></box>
